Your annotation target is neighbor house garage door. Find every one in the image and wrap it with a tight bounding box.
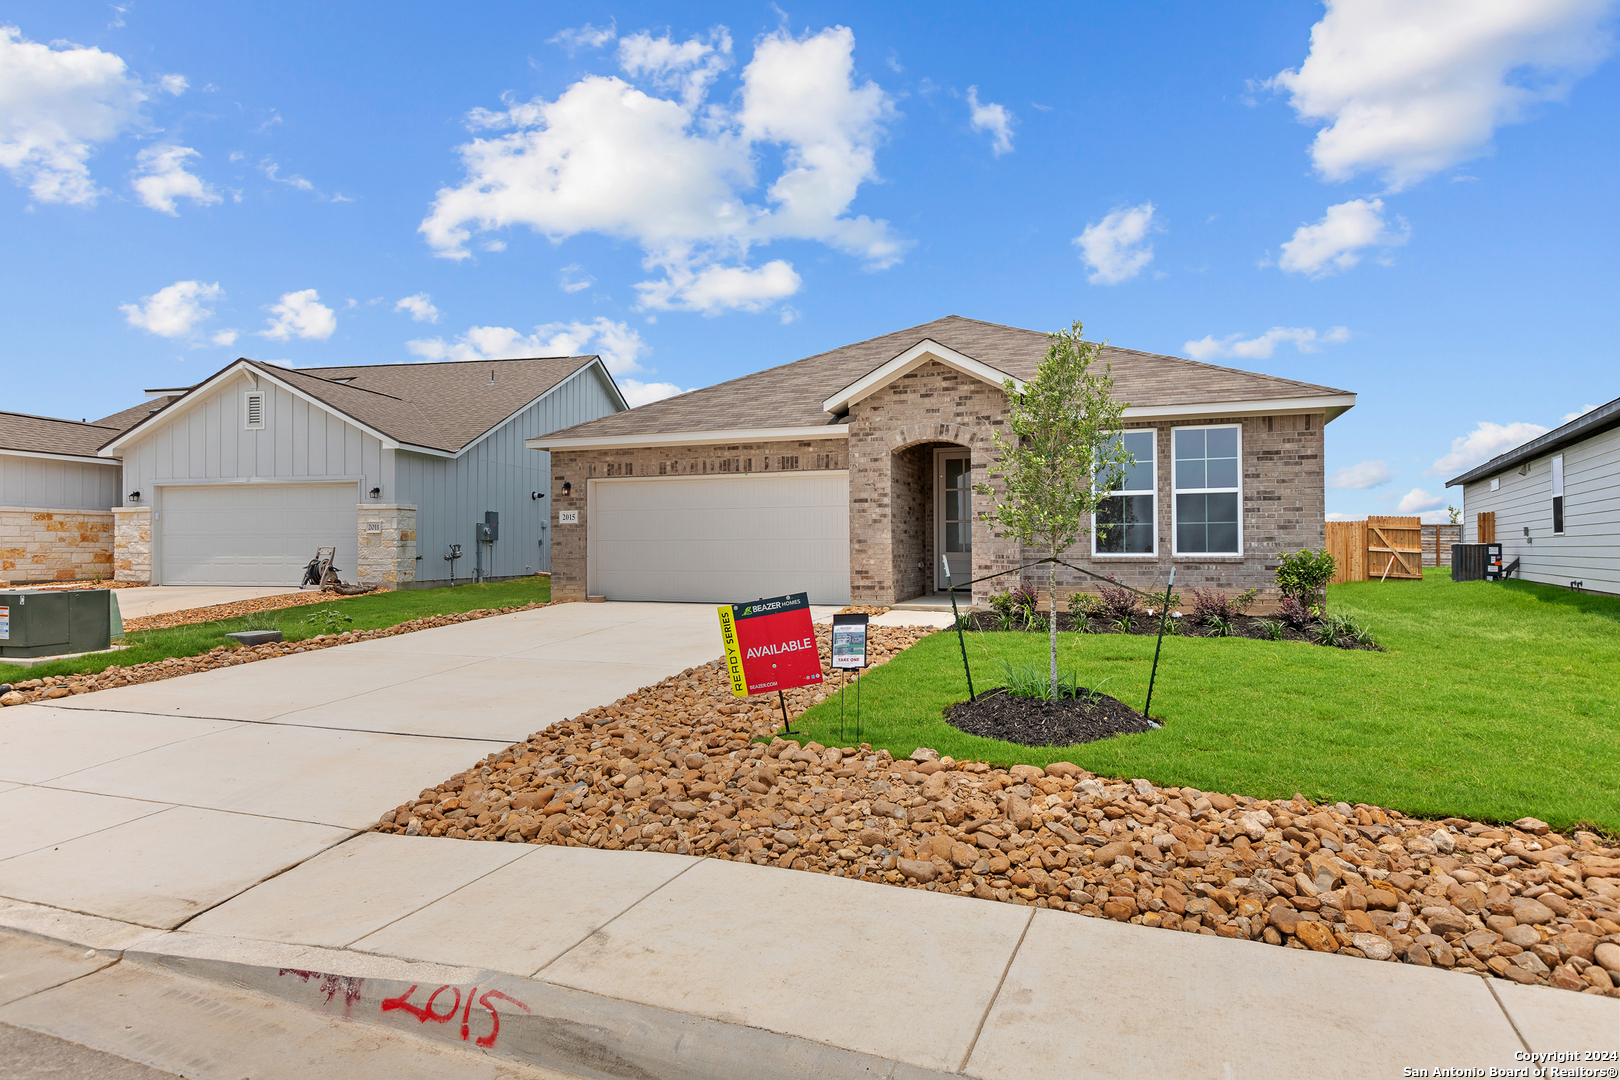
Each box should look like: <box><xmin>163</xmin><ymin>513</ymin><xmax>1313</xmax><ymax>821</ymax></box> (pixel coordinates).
<box><xmin>588</xmin><ymin>473</ymin><xmax>850</xmax><ymax>604</ymax></box>
<box><xmin>159</xmin><ymin>483</ymin><xmax>357</xmax><ymax>586</ymax></box>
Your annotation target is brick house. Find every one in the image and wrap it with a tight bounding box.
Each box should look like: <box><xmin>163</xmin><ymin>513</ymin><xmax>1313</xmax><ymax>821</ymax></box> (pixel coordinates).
<box><xmin>0</xmin><ymin>411</ymin><xmax>124</xmax><ymax>584</ymax></box>
<box><xmin>530</xmin><ymin>316</ymin><xmax>1356</xmax><ymax>607</ymax></box>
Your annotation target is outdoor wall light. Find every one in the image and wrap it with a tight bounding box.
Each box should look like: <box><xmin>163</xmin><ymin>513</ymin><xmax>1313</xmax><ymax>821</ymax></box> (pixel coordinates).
<box><xmin>369</xmin><ymin>487</ymin><xmax>382</xmax><ymax>499</ymax></box>
<box><xmin>530</xmin><ymin>491</ymin><xmax>546</xmax><ymax>500</ymax></box>
<box><xmin>561</xmin><ymin>481</ymin><xmax>572</xmax><ymax>496</ymax></box>
<box><xmin>127</xmin><ymin>491</ymin><xmax>141</xmax><ymax>502</ymax></box>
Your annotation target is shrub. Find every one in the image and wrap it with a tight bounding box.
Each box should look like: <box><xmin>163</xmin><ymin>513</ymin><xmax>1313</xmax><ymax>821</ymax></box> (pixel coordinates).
<box><xmin>1277</xmin><ymin>595</ymin><xmax>1313</xmax><ymax>629</ymax></box>
<box><xmin>1277</xmin><ymin>548</ymin><xmax>1336</xmax><ymax>605</ymax></box>
<box><xmin>1255</xmin><ymin>617</ymin><xmax>1284</xmax><ymax>641</ymax></box>
<box><xmin>995</xmin><ymin>658</ymin><xmax>1084</xmax><ymax>701</ymax></box>
<box><xmin>1188</xmin><ymin>588</ymin><xmax>1257</xmax><ymax>625</ymax></box>
<box><xmin>1097</xmin><ymin>581</ymin><xmax>1143</xmax><ymax>621</ymax></box>
<box><xmin>1067</xmin><ymin>591</ymin><xmax>1103</xmax><ymax>621</ymax></box>
<box><xmin>988</xmin><ymin>591</ymin><xmax>1019</xmax><ymax>631</ymax></box>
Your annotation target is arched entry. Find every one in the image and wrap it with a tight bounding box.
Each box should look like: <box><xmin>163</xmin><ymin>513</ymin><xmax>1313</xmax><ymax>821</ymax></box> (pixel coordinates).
<box><xmin>885</xmin><ymin>424</ymin><xmax>982</xmax><ymax>602</ymax></box>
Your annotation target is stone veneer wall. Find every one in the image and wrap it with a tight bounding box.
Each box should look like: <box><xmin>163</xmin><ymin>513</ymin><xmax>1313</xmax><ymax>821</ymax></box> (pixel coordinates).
<box><xmin>110</xmin><ymin>506</ymin><xmax>151</xmax><ymax>584</ymax></box>
<box><xmin>548</xmin><ymin>438</ymin><xmax>849</xmax><ymax>601</ymax></box>
<box><xmin>357</xmin><ymin>504</ymin><xmax>417</xmax><ymax>590</ymax></box>
<box><xmin>0</xmin><ymin>507</ymin><xmax>114</xmax><ymax>585</ymax></box>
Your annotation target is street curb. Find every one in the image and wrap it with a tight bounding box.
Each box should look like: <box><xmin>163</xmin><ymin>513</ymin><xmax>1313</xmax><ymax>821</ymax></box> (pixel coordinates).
<box><xmin>121</xmin><ymin>932</ymin><xmax>963</xmax><ymax>1080</ymax></box>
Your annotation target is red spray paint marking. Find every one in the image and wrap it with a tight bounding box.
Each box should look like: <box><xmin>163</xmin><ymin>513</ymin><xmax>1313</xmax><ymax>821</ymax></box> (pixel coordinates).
<box><xmin>380</xmin><ymin>983</ymin><xmax>530</xmax><ymax>1048</ymax></box>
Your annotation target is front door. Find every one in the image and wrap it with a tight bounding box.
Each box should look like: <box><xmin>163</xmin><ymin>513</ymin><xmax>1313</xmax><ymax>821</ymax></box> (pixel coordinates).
<box><xmin>935</xmin><ymin>449</ymin><xmax>972</xmax><ymax>591</ymax></box>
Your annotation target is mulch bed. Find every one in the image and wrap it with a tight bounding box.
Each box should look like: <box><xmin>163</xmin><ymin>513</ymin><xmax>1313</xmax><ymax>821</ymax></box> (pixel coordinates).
<box><xmin>963</xmin><ymin>610</ymin><xmax>1381</xmax><ymax>651</ymax></box>
<box><xmin>945</xmin><ymin>687</ymin><xmax>1156</xmax><ymax>746</ymax></box>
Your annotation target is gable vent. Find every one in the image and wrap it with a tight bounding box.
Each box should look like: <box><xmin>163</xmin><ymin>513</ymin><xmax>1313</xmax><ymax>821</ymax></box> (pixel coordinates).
<box><xmin>244</xmin><ymin>391</ymin><xmax>266</xmax><ymax>430</ymax></box>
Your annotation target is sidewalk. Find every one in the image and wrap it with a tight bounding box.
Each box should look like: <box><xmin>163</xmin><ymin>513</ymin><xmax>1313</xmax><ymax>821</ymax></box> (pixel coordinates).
<box><xmin>0</xmin><ymin>601</ymin><xmax>1612</xmax><ymax>1078</ymax></box>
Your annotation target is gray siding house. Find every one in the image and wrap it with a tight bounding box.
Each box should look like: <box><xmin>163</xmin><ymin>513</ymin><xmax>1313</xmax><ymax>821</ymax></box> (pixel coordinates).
<box><xmin>1449</xmin><ymin>394</ymin><xmax>1620</xmax><ymax>596</ymax></box>
<box><xmin>0</xmin><ymin>411</ymin><xmax>125</xmax><ymax>584</ymax></box>
<box><xmin>98</xmin><ymin>355</ymin><xmax>625</xmax><ymax>588</ymax></box>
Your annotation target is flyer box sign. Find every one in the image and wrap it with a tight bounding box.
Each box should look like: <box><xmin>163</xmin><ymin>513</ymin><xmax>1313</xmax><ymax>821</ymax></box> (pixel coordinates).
<box><xmin>831</xmin><ymin>613</ymin><xmax>867</xmax><ymax>669</ymax></box>
<box><xmin>717</xmin><ymin>592</ymin><xmax>823</xmax><ymax>697</ymax></box>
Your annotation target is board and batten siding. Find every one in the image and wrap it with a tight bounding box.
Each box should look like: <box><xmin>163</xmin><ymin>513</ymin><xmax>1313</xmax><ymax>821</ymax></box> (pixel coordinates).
<box><xmin>1461</xmin><ymin>421</ymin><xmax>1620</xmax><ymax>595</ymax></box>
<box><xmin>1</xmin><ymin>452</ymin><xmax>121</xmax><ymax>511</ymax></box>
<box><xmin>397</xmin><ymin>363</ymin><xmax>622</xmax><ymax>583</ymax></box>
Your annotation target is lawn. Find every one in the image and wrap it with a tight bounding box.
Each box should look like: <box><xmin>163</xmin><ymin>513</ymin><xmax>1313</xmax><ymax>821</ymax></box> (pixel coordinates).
<box><xmin>793</xmin><ymin>569</ymin><xmax>1620</xmax><ymax>833</ymax></box>
<box><xmin>0</xmin><ymin>576</ymin><xmax>551</xmax><ymax>684</ymax></box>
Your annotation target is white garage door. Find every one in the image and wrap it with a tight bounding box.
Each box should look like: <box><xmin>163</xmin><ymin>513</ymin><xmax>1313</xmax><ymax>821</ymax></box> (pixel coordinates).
<box><xmin>160</xmin><ymin>483</ymin><xmax>357</xmax><ymax>586</ymax></box>
<box><xmin>589</xmin><ymin>473</ymin><xmax>850</xmax><ymax>604</ymax></box>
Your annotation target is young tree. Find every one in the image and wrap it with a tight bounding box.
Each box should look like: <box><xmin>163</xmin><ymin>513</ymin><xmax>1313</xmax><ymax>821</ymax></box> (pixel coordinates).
<box><xmin>978</xmin><ymin>320</ymin><xmax>1133</xmax><ymax>695</ymax></box>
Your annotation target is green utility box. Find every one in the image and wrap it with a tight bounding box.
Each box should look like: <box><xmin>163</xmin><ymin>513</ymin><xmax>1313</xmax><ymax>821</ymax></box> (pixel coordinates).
<box><xmin>0</xmin><ymin>589</ymin><xmax>114</xmax><ymax>659</ymax></box>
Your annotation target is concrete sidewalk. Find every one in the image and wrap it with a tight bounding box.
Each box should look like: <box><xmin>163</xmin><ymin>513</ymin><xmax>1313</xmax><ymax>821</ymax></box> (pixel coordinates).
<box><xmin>0</xmin><ymin>599</ymin><xmax>1611</xmax><ymax>1077</ymax></box>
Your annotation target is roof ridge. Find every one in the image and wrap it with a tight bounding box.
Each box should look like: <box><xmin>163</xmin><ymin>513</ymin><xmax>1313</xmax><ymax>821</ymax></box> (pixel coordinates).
<box><xmin>252</xmin><ymin>361</ymin><xmax>410</xmax><ymax>403</ymax></box>
<box><xmin>0</xmin><ymin>409</ymin><xmax>122</xmax><ymax>432</ymax></box>
<box><xmin>298</xmin><ymin>354</ymin><xmax>596</xmax><ymax>372</ymax></box>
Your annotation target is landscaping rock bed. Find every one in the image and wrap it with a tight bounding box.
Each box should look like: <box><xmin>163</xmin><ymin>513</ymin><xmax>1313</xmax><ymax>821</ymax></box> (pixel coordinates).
<box><xmin>121</xmin><ymin>589</ymin><xmax>373</xmax><ymax>632</ymax></box>
<box><xmin>372</xmin><ymin>625</ymin><xmax>1620</xmax><ymax>999</ymax></box>
<box><xmin>944</xmin><ymin>687</ymin><xmax>1154</xmax><ymax>746</ymax></box>
<box><xmin>0</xmin><ymin>601</ymin><xmax>554</xmax><ymax>706</ymax></box>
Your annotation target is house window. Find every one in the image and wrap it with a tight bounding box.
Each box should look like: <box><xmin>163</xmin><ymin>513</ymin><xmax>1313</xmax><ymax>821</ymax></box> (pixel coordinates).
<box><xmin>1094</xmin><ymin>429</ymin><xmax>1155</xmax><ymax>554</ymax></box>
<box><xmin>1173</xmin><ymin>425</ymin><xmax>1241</xmax><ymax>555</ymax></box>
<box><xmin>1551</xmin><ymin>454</ymin><xmax>1564</xmax><ymax>534</ymax></box>
<box><xmin>244</xmin><ymin>391</ymin><xmax>266</xmax><ymax>430</ymax></box>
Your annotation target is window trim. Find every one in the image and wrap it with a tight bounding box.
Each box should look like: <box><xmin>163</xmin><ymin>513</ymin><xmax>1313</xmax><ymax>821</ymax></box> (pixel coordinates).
<box><xmin>1551</xmin><ymin>453</ymin><xmax>1564</xmax><ymax>535</ymax></box>
<box><xmin>243</xmin><ymin>390</ymin><xmax>266</xmax><ymax>431</ymax></box>
<box><xmin>1092</xmin><ymin>427</ymin><xmax>1158</xmax><ymax>558</ymax></box>
<box><xmin>1171</xmin><ymin>422</ymin><xmax>1244</xmax><ymax>557</ymax></box>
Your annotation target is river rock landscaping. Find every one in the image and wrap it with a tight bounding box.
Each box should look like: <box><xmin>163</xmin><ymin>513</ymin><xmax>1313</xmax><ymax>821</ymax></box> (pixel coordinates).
<box><xmin>372</xmin><ymin>622</ymin><xmax>1620</xmax><ymax>999</ymax></box>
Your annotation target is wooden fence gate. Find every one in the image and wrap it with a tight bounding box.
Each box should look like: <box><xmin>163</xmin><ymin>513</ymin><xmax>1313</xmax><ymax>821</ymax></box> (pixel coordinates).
<box><xmin>1422</xmin><ymin>524</ymin><xmax>1463</xmax><ymax>566</ymax></box>
<box><xmin>1326</xmin><ymin>516</ymin><xmax>1424</xmax><ymax>583</ymax></box>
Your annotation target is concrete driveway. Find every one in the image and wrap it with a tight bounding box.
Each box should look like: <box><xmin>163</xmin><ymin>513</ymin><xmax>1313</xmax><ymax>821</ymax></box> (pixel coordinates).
<box><xmin>0</xmin><ymin>602</ymin><xmax>736</xmax><ymax>930</ymax></box>
<box><xmin>113</xmin><ymin>585</ymin><xmax>308</xmax><ymax>620</ymax></box>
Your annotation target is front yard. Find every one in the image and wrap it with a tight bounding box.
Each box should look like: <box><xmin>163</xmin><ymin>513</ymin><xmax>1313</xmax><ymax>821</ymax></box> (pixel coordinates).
<box><xmin>792</xmin><ymin>570</ymin><xmax>1620</xmax><ymax>833</ymax></box>
<box><xmin>0</xmin><ymin>577</ymin><xmax>551</xmax><ymax>685</ymax></box>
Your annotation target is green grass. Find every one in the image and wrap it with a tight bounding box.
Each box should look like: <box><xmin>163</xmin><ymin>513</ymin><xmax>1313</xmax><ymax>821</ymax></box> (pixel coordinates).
<box><xmin>0</xmin><ymin>577</ymin><xmax>550</xmax><ymax>684</ymax></box>
<box><xmin>795</xmin><ymin>569</ymin><xmax>1620</xmax><ymax>832</ymax></box>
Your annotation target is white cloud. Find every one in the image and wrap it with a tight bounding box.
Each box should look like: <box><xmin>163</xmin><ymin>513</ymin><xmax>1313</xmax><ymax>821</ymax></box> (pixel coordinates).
<box><xmin>550</xmin><ymin>21</ymin><xmax>617</xmax><ymax>54</ymax></box>
<box><xmin>1278</xmin><ymin>198</ymin><xmax>1408</xmax><ymax>277</ymax></box>
<box><xmin>420</xmin><ymin>26</ymin><xmax>899</xmax><ymax>314</ymax></box>
<box><xmin>966</xmin><ymin>86</ymin><xmax>1014</xmax><ymax>155</ymax></box>
<box><xmin>1396</xmin><ymin>487</ymin><xmax>1446</xmax><ymax>513</ymax></box>
<box><xmin>1426</xmin><ymin>420</ymin><xmax>1550</xmax><ymax>476</ymax></box>
<box><xmin>211</xmin><ymin>329</ymin><xmax>238</xmax><ymax>347</ymax></box>
<box><xmin>619</xmin><ymin>380</ymin><xmax>689</xmax><ymax>407</ymax></box>
<box><xmin>559</xmin><ymin>264</ymin><xmax>594</xmax><ymax>293</ymax></box>
<box><xmin>1073</xmin><ymin>202</ymin><xmax>1157</xmax><ymax>284</ymax></box>
<box><xmin>260</xmin><ymin>289</ymin><xmax>336</xmax><ymax>341</ymax></box>
<box><xmin>635</xmin><ymin>259</ymin><xmax>801</xmax><ymax>314</ymax></box>
<box><xmin>407</xmin><ymin>316</ymin><xmax>648</xmax><ymax>374</ymax></box>
<box><xmin>393</xmin><ymin>293</ymin><xmax>440</xmax><ymax>323</ymax></box>
<box><xmin>1562</xmin><ymin>403</ymin><xmax>1597</xmax><ymax>423</ymax></box>
<box><xmin>1329</xmin><ymin>459</ymin><xmax>1393</xmax><ymax>490</ymax></box>
<box><xmin>131</xmin><ymin>144</ymin><xmax>219</xmax><ymax>214</ymax></box>
<box><xmin>1324</xmin><ymin>512</ymin><xmax>1361</xmax><ymax>522</ymax></box>
<box><xmin>617</xmin><ymin>27</ymin><xmax>731</xmax><ymax>108</ymax></box>
<box><xmin>120</xmin><ymin>279</ymin><xmax>223</xmax><ymax>338</ymax></box>
<box><xmin>1184</xmin><ymin>324</ymin><xmax>1350</xmax><ymax>360</ymax></box>
<box><xmin>1270</xmin><ymin>0</ymin><xmax>1614</xmax><ymax>190</ymax></box>
<box><xmin>158</xmin><ymin>73</ymin><xmax>188</xmax><ymax>96</ymax></box>
<box><xmin>261</xmin><ymin>159</ymin><xmax>314</xmax><ymax>191</ymax></box>
<box><xmin>0</xmin><ymin>26</ymin><xmax>148</xmax><ymax>204</ymax></box>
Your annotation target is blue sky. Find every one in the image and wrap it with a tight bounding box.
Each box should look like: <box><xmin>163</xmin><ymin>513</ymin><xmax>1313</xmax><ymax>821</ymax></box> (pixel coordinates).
<box><xmin>3</xmin><ymin>1</ymin><xmax>1615</xmax><ymax>521</ymax></box>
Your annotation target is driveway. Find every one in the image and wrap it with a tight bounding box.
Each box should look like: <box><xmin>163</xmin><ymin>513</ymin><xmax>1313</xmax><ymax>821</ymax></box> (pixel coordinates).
<box><xmin>113</xmin><ymin>585</ymin><xmax>308</xmax><ymax>620</ymax></box>
<box><xmin>0</xmin><ymin>602</ymin><xmax>737</xmax><ymax>930</ymax></box>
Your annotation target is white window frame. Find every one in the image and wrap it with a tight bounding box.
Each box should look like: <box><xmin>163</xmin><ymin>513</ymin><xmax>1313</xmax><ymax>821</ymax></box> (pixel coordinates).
<box><xmin>1551</xmin><ymin>454</ymin><xmax>1564</xmax><ymax>535</ymax></box>
<box><xmin>1092</xmin><ymin>428</ymin><xmax>1157</xmax><ymax>558</ymax></box>
<box><xmin>1171</xmin><ymin>423</ymin><xmax>1243</xmax><ymax>557</ymax></box>
<box><xmin>243</xmin><ymin>390</ymin><xmax>266</xmax><ymax>431</ymax></box>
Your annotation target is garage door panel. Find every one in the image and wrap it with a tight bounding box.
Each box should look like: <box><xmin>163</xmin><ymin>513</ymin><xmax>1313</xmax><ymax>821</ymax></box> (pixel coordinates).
<box><xmin>590</xmin><ymin>475</ymin><xmax>849</xmax><ymax>604</ymax></box>
<box><xmin>160</xmin><ymin>483</ymin><xmax>357</xmax><ymax>587</ymax></box>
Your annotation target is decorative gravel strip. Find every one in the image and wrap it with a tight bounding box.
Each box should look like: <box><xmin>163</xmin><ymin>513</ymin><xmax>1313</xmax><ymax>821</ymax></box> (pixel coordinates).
<box><xmin>0</xmin><ymin>601</ymin><xmax>556</xmax><ymax>706</ymax></box>
<box><xmin>121</xmin><ymin>589</ymin><xmax>373</xmax><ymax>632</ymax></box>
<box><xmin>374</xmin><ymin>623</ymin><xmax>1620</xmax><ymax>999</ymax></box>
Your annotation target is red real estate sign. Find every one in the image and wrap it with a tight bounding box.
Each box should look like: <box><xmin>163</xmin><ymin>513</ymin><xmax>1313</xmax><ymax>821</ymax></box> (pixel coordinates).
<box><xmin>717</xmin><ymin>592</ymin><xmax>823</xmax><ymax>697</ymax></box>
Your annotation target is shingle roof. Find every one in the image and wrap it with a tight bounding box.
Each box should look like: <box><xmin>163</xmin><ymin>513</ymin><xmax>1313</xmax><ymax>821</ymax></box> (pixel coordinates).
<box><xmin>1447</xmin><ymin>392</ymin><xmax>1620</xmax><ymax>487</ymax></box>
<box><xmin>0</xmin><ymin>410</ymin><xmax>123</xmax><ymax>460</ymax></box>
<box><xmin>541</xmin><ymin>315</ymin><xmax>1352</xmax><ymax>441</ymax></box>
<box><xmin>101</xmin><ymin>355</ymin><xmax>609</xmax><ymax>455</ymax></box>
<box><xmin>92</xmin><ymin>395</ymin><xmax>184</xmax><ymax>432</ymax></box>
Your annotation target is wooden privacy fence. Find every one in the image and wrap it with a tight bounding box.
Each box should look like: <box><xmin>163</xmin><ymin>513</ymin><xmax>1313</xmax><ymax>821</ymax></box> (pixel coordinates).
<box><xmin>1423</xmin><ymin>524</ymin><xmax>1463</xmax><ymax>566</ymax></box>
<box><xmin>1326</xmin><ymin>516</ymin><xmax>1424</xmax><ymax>583</ymax></box>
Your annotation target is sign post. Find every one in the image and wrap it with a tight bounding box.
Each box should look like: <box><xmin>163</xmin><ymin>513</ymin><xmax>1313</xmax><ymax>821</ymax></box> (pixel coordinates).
<box><xmin>717</xmin><ymin>592</ymin><xmax>824</xmax><ymax>736</ymax></box>
<box><xmin>831</xmin><ymin>613</ymin><xmax>868</xmax><ymax>743</ymax></box>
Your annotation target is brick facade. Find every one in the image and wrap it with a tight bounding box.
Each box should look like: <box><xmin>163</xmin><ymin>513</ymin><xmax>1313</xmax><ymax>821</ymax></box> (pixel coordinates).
<box><xmin>0</xmin><ymin>507</ymin><xmax>115</xmax><ymax>585</ymax></box>
<box><xmin>110</xmin><ymin>506</ymin><xmax>151</xmax><ymax>584</ymax></box>
<box><xmin>357</xmin><ymin>504</ymin><xmax>418</xmax><ymax>590</ymax></box>
<box><xmin>548</xmin><ymin>439</ymin><xmax>848</xmax><ymax>601</ymax></box>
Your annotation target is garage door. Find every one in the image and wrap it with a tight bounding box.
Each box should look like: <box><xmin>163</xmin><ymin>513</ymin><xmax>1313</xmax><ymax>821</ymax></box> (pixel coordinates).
<box><xmin>159</xmin><ymin>483</ymin><xmax>357</xmax><ymax>586</ymax></box>
<box><xmin>588</xmin><ymin>473</ymin><xmax>849</xmax><ymax>604</ymax></box>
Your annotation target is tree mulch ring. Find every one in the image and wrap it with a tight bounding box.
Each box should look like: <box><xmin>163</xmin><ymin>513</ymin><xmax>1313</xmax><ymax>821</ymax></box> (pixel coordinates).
<box><xmin>943</xmin><ymin>686</ymin><xmax>1156</xmax><ymax>747</ymax></box>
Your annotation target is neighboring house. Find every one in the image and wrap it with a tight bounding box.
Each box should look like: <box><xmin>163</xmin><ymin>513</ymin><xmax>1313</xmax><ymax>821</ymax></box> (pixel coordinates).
<box><xmin>1448</xmin><ymin>393</ymin><xmax>1620</xmax><ymax>596</ymax></box>
<box><xmin>530</xmin><ymin>315</ymin><xmax>1356</xmax><ymax>606</ymax></box>
<box><xmin>96</xmin><ymin>355</ymin><xmax>626</xmax><ymax>588</ymax></box>
<box><xmin>0</xmin><ymin>411</ymin><xmax>124</xmax><ymax>584</ymax></box>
